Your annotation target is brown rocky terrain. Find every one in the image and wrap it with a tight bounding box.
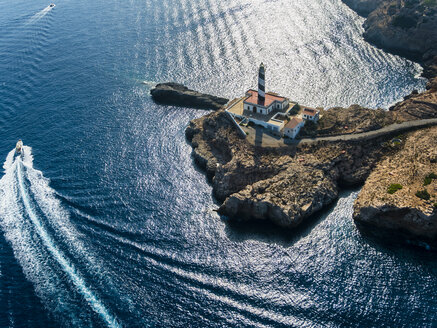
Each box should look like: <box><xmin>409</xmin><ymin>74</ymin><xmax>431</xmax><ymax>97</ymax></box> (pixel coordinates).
<box><xmin>181</xmin><ymin>0</ymin><xmax>437</xmax><ymax>247</ymax></box>
<box><xmin>315</xmin><ymin>105</ymin><xmax>395</xmax><ymax>135</ymax></box>
<box><xmin>186</xmin><ymin>110</ymin><xmax>390</xmax><ymax>228</ymax></box>
<box><xmin>311</xmin><ymin>0</ymin><xmax>437</xmax><ymax>137</ymax></box>
<box><xmin>312</xmin><ymin>81</ymin><xmax>437</xmax><ymax>136</ymax></box>
<box><xmin>354</xmin><ymin>127</ymin><xmax>437</xmax><ymax>244</ymax></box>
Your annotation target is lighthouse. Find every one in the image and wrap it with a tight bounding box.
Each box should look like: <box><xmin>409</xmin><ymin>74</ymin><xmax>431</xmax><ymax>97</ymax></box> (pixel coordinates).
<box><xmin>258</xmin><ymin>63</ymin><xmax>266</xmax><ymax>103</ymax></box>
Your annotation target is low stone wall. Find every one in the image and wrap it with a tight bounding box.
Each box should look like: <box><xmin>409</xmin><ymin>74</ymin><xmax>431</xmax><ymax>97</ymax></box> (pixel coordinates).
<box><xmin>224</xmin><ymin>111</ymin><xmax>247</xmax><ymax>138</ymax></box>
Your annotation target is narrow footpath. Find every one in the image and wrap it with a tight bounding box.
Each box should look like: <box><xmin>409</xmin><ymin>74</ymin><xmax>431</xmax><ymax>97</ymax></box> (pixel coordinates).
<box><xmin>242</xmin><ymin>118</ymin><xmax>437</xmax><ymax>147</ymax></box>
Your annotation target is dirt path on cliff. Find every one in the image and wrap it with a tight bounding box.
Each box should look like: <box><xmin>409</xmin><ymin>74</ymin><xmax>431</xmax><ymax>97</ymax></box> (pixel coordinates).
<box><xmin>243</xmin><ymin>118</ymin><xmax>437</xmax><ymax>147</ymax></box>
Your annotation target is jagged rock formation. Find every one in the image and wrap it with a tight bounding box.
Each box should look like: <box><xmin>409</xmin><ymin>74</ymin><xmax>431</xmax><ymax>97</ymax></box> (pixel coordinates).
<box><xmin>363</xmin><ymin>0</ymin><xmax>437</xmax><ymax>63</ymax></box>
<box><xmin>181</xmin><ymin>0</ymin><xmax>437</xmax><ymax>247</ymax></box>
<box><xmin>151</xmin><ymin>82</ymin><xmax>229</xmax><ymax>110</ymax></box>
<box><xmin>353</xmin><ymin>127</ymin><xmax>437</xmax><ymax>244</ymax></box>
<box><xmin>342</xmin><ymin>0</ymin><xmax>382</xmax><ymax>16</ymax></box>
<box><xmin>186</xmin><ymin>110</ymin><xmax>388</xmax><ymax>228</ymax></box>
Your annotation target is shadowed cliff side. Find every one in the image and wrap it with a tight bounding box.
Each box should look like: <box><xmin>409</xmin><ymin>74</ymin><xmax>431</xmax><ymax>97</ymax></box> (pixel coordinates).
<box><xmin>151</xmin><ymin>82</ymin><xmax>229</xmax><ymax>110</ymax></box>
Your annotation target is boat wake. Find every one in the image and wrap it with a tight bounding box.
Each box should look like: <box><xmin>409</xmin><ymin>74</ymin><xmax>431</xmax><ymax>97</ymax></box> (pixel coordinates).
<box><xmin>0</xmin><ymin>147</ymin><xmax>120</xmax><ymax>328</ymax></box>
<box><xmin>25</xmin><ymin>5</ymin><xmax>55</xmax><ymax>25</ymax></box>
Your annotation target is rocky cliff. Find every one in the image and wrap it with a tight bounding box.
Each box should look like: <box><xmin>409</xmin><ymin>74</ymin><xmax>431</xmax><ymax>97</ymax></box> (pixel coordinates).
<box><xmin>342</xmin><ymin>0</ymin><xmax>437</xmax><ymax>76</ymax></box>
<box><xmin>353</xmin><ymin>127</ymin><xmax>437</xmax><ymax>245</ymax></box>
<box><xmin>181</xmin><ymin>0</ymin><xmax>437</xmax><ymax>247</ymax></box>
<box><xmin>342</xmin><ymin>0</ymin><xmax>383</xmax><ymax>16</ymax></box>
<box><xmin>151</xmin><ymin>82</ymin><xmax>229</xmax><ymax>110</ymax></box>
<box><xmin>186</xmin><ymin>110</ymin><xmax>389</xmax><ymax>228</ymax></box>
<box><xmin>362</xmin><ymin>0</ymin><xmax>437</xmax><ymax>64</ymax></box>
<box><xmin>338</xmin><ymin>0</ymin><xmax>437</xmax><ymax>246</ymax></box>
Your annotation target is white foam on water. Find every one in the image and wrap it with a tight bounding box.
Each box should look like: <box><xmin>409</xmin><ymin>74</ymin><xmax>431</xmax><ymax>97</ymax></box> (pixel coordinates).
<box><xmin>0</xmin><ymin>147</ymin><xmax>121</xmax><ymax>328</ymax></box>
<box><xmin>25</xmin><ymin>6</ymin><xmax>54</xmax><ymax>25</ymax></box>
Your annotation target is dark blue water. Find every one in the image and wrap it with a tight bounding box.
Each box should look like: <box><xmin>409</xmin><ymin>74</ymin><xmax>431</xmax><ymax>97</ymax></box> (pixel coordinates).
<box><xmin>0</xmin><ymin>0</ymin><xmax>435</xmax><ymax>327</ymax></box>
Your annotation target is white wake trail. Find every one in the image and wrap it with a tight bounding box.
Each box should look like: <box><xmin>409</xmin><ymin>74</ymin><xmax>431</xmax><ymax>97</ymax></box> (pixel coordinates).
<box><xmin>0</xmin><ymin>147</ymin><xmax>121</xmax><ymax>328</ymax></box>
<box><xmin>26</xmin><ymin>6</ymin><xmax>54</xmax><ymax>25</ymax></box>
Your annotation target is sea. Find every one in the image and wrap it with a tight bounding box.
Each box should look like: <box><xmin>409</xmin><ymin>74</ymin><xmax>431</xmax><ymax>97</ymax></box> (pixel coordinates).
<box><xmin>0</xmin><ymin>0</ymin><xmax>436</xmax><ymax>327</ymax></box>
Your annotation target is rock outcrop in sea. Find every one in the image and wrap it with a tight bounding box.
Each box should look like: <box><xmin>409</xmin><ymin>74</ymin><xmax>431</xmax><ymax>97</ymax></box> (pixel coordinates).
<box><xmin>151</xmin><ymin>82</ymin><xmax>229</xmax><ymax>110</ymax></box>
<box><xmin>181</xmin><ymin>0</ymin><xmax>437</xmax><ymax>247</ymax></box>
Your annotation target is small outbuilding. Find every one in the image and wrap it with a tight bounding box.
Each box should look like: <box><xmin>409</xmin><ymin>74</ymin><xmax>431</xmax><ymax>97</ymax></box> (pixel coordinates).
<box><xmin>282</xmin><ymin>117</ymin><xmax>304</xmax><ymax>139</ymax></box>
<box><xmin>302</xmin><ymin>107</ymin><xmax>320</xmax><ymax>122</ymax></box>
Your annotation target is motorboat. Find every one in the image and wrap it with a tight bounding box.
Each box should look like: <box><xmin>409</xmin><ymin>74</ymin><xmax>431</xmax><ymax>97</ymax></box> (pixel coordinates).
<box><xmin>49</xmin><ymin>3</ymin><xmax>55</xmax><ymax>7</ymax></box>
<box><xmin>15</xmin><ymin>140</ymin><xmax>23</xmax><ymax>156</ymax></box>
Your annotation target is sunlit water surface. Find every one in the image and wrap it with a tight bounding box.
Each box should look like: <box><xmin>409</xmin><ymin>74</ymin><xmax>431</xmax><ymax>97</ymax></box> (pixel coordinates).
<box><xmin>0</xmin><ymin>0</ymin><xmax>435</xmax><ymax>327</ymax></box>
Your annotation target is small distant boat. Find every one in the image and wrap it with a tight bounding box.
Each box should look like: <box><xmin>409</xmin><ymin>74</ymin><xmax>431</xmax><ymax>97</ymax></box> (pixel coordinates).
<box><xmin>49</xmin><ymin>3</ymin><xmax>55</xmax><ymax>7</ymax></box>
<box><xmin>15</xmin><ymin>140</ymin><xmax>23</xmax><ymax>156</ymax></box>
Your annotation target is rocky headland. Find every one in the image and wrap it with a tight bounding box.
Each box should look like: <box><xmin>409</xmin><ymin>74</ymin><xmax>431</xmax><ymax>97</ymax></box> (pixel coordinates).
<box><xmin>354</xmin><ymin>126</ymin><xmax>437</xmax><ymax>246</ymax></box>
<box><xmin>150</xmin><ymin>82</ymin><xmax>229</xmax><ymax>110</ymax></box>
<box><xmin>181</xmin><ymin>0</ymin><xmax>437</xmax><ymax>247</ymax></box>
<box><xmin>309</xmin><ymin>0</ymin><xmax>437</xmax><ymax>137</ymax></box>
<box><xmin>186</xmin><ymin>110</ymin><xmax>392</xmax><ymax>227</ymax></box>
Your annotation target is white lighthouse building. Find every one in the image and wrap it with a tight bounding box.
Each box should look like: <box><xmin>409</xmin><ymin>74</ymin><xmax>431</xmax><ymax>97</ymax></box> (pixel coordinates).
<box><xmin>243</xmin><ymin>63</ymin><xmax>289</xmax><ymax>115</ymax></box>
<box><xmin>224</xmin><ymin>63</ymin><xmax>314</xmax><ymax>139</ymax></box>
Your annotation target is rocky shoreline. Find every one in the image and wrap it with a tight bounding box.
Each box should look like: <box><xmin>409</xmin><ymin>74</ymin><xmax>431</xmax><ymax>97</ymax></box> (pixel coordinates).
<box><xmin>150</xmin><ymin>82</ymin><xmax>229</xmax><ymax>110</ymax></box>
<box><xmin>185</xmin><ymin>110</ymin><xmax>391</xmax><ymax>227</ymax></box>
<box><xmin>342</xmin><ymin>0</ymin><xmax>437</xmax><ymax>247</ymax></box>
<box><xmin>354</xmin><ymin>127</ymin><xmax>437</xmax><ymax>246</ymax></box>
<box><xmin>182</xmin><ymin>0</ymin><xmax>437</xmax><ymax>248</ymax></box>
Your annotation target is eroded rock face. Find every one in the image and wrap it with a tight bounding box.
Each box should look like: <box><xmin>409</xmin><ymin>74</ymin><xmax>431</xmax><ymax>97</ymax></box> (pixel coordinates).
<box><xmin>151</xmin><ymin>82</ymin><xmax>229</xmax><ymax>110</ymax></box>
<box><xmin>364</xmin><ymin>1</ymin><xmax>437</xmax><ymax>59</ymax></box>
<box><xmin>354</xmin><ymin>127</ymin><xmax>437</xmax><ymax>243</ymax></box>
<box><xmin>218</xmin><ymin>163</ymin><xmax>339</xmax><ymax>227</ymax></box>
<box><xmin>186</xmin><ymin>110</ymin><xmax>388</xmax><ymax>228</ymax></box>
<box><xmin>342</xmin><ymin>0</ymin><xmax>383</xmax><ymax>16</ymax></box>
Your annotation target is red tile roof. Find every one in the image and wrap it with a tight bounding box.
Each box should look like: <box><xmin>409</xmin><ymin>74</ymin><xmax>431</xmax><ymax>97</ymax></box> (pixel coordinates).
<box><xmin>244</xmin><ymin>89</ymin><xmax>286</xmax><ymax>107</ymax></box>
<box><xmin>302</xmin><ymin>107</ymin><xmax>318</xmax><ymax>117</ymax></box>
<box><xmin>284</xmin><ymin>117</ymin><xmax>303</xmax><ymax>129</ymax></box>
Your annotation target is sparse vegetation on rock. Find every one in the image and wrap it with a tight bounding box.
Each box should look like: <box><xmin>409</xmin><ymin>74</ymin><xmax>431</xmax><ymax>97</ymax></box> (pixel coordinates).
<box><xmin>424</xmin><ymin>172</ymin><xmax>437</xmax><ymax>185</ymax></box>
<box><xmin>416</xmin><ymin>189</ymin><xmax>431</xmax><ymax>200</ymax></box>
<box><xmin>354</xmin><ymin>127</ymin><xmax>437</xmax><ymax>243</ymax></box>
<box><xmin>387</xmin><ymin>183</ymin><xmax>403</xmax><ymax>194</ymax></box>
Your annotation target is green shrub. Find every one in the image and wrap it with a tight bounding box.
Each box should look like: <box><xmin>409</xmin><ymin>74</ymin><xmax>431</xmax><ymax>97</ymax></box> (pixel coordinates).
<box><xmin>387</xmin><ymin>184</ymin><xmax>403</xmax><ymax>194</ymax></box>
<box><xmin>424</xmin><ymin>173</ymin><xmax>437</xmax><ymax>186</ymax></box>
<box><xmin>434</xmin><ymin>203</ymin><xmax>437</xmax><ymax>208</ymax></box>
<box><xmin>415</xmin><ymin>189</ymin><xmax>430</xmax><ymax>200</ymax></box>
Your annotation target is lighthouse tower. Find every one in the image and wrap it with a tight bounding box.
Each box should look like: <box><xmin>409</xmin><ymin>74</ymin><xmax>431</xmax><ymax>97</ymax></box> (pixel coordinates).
<box><xmin>258</xmin><ymin>63</ymin><xmax>266</xmax><ymax>103</ymax></box>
